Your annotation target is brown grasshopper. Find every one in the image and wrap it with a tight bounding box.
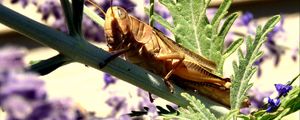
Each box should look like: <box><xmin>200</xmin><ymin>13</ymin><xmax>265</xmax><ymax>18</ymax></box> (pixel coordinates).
<box><xmin>87</xmin><ymin>0</ymin><xmax>234</xmax><ymax>107</ymax></box>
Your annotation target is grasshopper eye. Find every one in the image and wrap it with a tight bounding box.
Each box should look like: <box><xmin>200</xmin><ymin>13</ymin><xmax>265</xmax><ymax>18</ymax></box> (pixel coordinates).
<box><xmin>116</xmin><ymin>7</ymin><xmax>126</xmax><ymax>19</ymax></box>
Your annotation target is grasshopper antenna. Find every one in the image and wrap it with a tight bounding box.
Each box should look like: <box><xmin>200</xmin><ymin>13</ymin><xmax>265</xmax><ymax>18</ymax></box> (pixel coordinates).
<box><xmin>86</xmin><ymin>0</ymin><xmax>106</xmax><ymax>17</ymax></box>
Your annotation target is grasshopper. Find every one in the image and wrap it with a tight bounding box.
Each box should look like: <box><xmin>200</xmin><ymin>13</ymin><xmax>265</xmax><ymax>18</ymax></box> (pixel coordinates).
<box><xmin>87</xmin><ymin>0</ymin><xmax>235</xmax><ymax>107</ymax></box>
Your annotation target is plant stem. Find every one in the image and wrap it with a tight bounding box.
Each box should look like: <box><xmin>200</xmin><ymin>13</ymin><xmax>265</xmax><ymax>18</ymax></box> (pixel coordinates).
<box><xmin>0</xmin><ymin>4</ymin><xmax>229</xmax><ymax>116</ymax></box>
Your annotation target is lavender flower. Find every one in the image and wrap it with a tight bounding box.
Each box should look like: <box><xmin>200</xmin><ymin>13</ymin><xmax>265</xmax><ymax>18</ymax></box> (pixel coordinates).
<box><xmin>275</xmin><ymin>84</ymin><xmax>292</xmax><ymax>97</ymax></box>
<box><xmin>0</xmin><ymin>46</ymin><xmax>26</xmax><ymax>70</ymax></box>
<box><xmin>28</xmin><ymin>98</ymin><xmax>82</xmax><ymax>120</ymax></box>
<box><xmin>0</xmin><ymin>73</ymin><xmax>47</xmax><ymax>104</ymax></box>
<box><xmin>82</xmin><ymin>15</ymin><xmax>105</xmax><ymax>42</ymax></box>
<box><xmin>10</xmin><ymin>0</ymin><xmax>30</xmax><ymax>8</ymax></box>
<box><xmin>266</xmin><ymin>97</ymin><xmax>280</xmax><ymax>112</ymax></box>
<box><xmin>0</xmin><ymin>46</ymin><xmax>87</xmax><ymax>119</ymax></box>
<box><xmin>240</xmin><ymin>88</ymin><xmax>272</xmax><ymax>115</ymax></box>
<box><xmin>37</xmin><ymin>0</ymin><xmax>62</xmax><ymax>21</ymax></box>
<box><xmin>105</xmin><ymin>96</ymin><xmax>128</xmax><ymax>118</ymax></box>
<box><xmin>103</xmin><ymin>73</ymin><xmax>117</xmax><ymax>89</ymax></box>
<box><xmin>137</xmin><ymin>88</ymin><xmax>158</xmax><ymax>119</ymax></box>
<box><xmin>236</xmin><ymin>11</ymin><xmax>254</xmax><ymax>26</ymax></box>
<box><xmin>265</xmin><ymin>16</ymin><xmax>286</xmax><ymax>66</ymax></box>
<box><xmin>248</xmin><ymin>88</ymin><xmax>272</xmax><ymax>109</ymax></box>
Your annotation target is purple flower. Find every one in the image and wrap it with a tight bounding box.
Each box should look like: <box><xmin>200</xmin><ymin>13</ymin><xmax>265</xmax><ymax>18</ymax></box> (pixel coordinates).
<box><xmin>240</xmin><ymin>107</ymin><xmax>250</xmax><ymax>115</ymax></box>
<box><xmin>137</xmin><ymin>89</ymin><xmax>158</xmax><ymax>118</ymax></box>
<box><xmin>0</xmin><ymin>46</ymin><xmax>87</xmax><ymax>119</ymax></box>
<box><xmin>0</xmin><ymin>46</ymin><xmax>26</xmax><ymax>70</ymax></box>
<box><xmin>103</xmin><ymin>73</ymin><xmax>117</xmax><ymax>89</ymax></box>
<box><xmin>37</xmin><ymin>0</ymin><xmax>62</xmax><ymax>21</ymax></box>
<box><xmin>275</xmin><ymin>84</ymin><xmax>292</xmax><ymax>97</ymax></box>
<box><xmin>266</xmin><ymin>97</ymin><xmax>280</xmax><ymax>112</ymax></box>
<box><xmin>0</xmin><ymin>73</ymin><xmax>47</xmax><ymax>104</ymax></box>
<box><xmin>236</xmin><ymin>12</ymin><xmax>253</xmax><ymax>26</ymax></box>
<box><xmin>11</xmin><ymin>0</ymin><xmax>30</xmax><ymax>8</ymax></box>
<box><xmin>82</xmin><ymin>15</ymin><xmax>105</xmax><ymax>42</ymax></box>
<box><xmin>105</xmin><ymin>96</ymin><xmax>128</xmax><ymax>117</ymax></box>
<box><xmin>240</xmin><ymin>88</ymin><xmax>272</xmax><ymax>115</ymax></box>
<box><xmin>28</xmin><ymin>98</ymin><xmax>83</xmax><ymax>120</ymax></box>
<box><xmin>263</xmin><ymin>15</ymin><xmax>286</xmax><ymax>67</ymax></box>
<box><xmin>248</xmin><ymin>88</ymin><xmax>272</xmax><ymax>109</ymax></box>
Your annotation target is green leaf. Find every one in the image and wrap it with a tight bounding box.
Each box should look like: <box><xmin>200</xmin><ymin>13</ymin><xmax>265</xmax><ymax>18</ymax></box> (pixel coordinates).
<box><xmin>159</xmin><ymin>0</ymin><xmax>210</xmax><ymax>54</ymax></box>
<box><xmin>156</xmin><ymin>0</ymin><xmax>240</xmax><ymax>75</ymax></box>
<box><xmin>220</xmin><ymin>109</ymin><xmax>239</xmax><ymax>120</ymax></box>
<box><xmin>223</xmin><ymin>38</ymin><xmax>244</xmax><ymax>58</ymax></box>
<box><xmin>83</xmin><ymin>5</ymin><xmax>105</xmax><ymax>27</ymax></box>
<box><xmin>211</xmin><ymin>0</ymin><xmax>232</xmax><ymax>25</ymax></box>
<box><xmin>231</xmin><ymin>16</ymin><xmax>281</xmax><ymax>109</ymax></box>
<box><xmin>163</xmin><ymin>93</ymin><xmax>218</xmax><ymax>120</ymax></box>
<box><xmin>218</xmin><ymin>12</ymin><xmax>239</xmax><ymax>39</ymax></box>
<box><xmin>144</xmin><ymin>7</ymin><xmax>174</xmax><ymax>33</ymax></box>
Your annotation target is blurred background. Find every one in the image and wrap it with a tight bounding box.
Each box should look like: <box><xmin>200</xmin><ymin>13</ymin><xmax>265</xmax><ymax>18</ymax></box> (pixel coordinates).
<box><xmin>0</xmin><ymin>0</ymin><xmax>299</xmax><ymax>119</ymax></box>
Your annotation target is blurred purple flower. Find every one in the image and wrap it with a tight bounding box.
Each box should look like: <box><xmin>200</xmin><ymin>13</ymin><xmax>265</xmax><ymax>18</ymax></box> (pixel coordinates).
<box><xmin>82</xmin><ymin>15</ymin><xmax>105</xmax><ymax>42</ymax></box>
<box><xmin>240</xmin><ymin>107</ymin><xmax>250</xmax><ymax>115</ymax></box>
<box><xmin>28</xmin><ymin>98</ymin><xmax>82</xmax><ymax>120</ymax></box>
<box><xmin>11</xmin><ymin>0</ymin><xmax>30</xmax><ymax>8</ymax></box>
<box><xmin>105</xmin><ymin>96</ymin><xmax>128</xmax><ymax>117</ymax></box>
<box><xmin>266</xmin><ymin>97</ymin><xmax>280</xmax><ymax>112</ymax></box>
<box><xmin>103</xmin><ymin>73</ymin><xmax>117</xmax><ymax>89</ymax></box>
<box><xmin>236</xmin><ymin>12</ymin><xmax>253</xmax><ymax>26</ymax></box>
<box><xmin>241</xmin><ymin>88</ymin><xmax>272</xmax><ymax>115</ymax></box>
<box><xmin>0</xmin><ymin>46</ymin><xmax>26</xmax><ymax>70</ymax></box>
<box><xmin>275</xmin><ymin>83</ymin><xmax>292</xmax><ymax>97</ymax></box>
<box><xmin>291</xmin><ymin>48</ymin><xmax>298</xmax><ymax>61</ymax></box>
<box><xmin>0</xmin><ymin>46</ymin><xmax>87</xmax><ymax>119</ymax></box>
<box><xmin>37</xmin><ymin>0</ymin><xmax>62</xmax><ymax>21</ymax></box>
<box><xmin>248</xmin><ymin>88</ymin><xmax>272</xmax><ymax>109</ymax></box>
<box><xmin>0</xmin><ymin>73</ymin><xmax>47</xmax><ymax>104</ymax></box>
<box><xmin>254</xmin><ymin>56</ymin><xmax>265</xmax><ymax>77</ymax></box>
<box><xmin>137</xmin><ymin>88</ymin><xmax>158</xmax><ymax>118</ymax></box>
<box><xmin>265</xmin><ymin>16</ymin><xmax>286</xmax><ymax>67</ymax></box>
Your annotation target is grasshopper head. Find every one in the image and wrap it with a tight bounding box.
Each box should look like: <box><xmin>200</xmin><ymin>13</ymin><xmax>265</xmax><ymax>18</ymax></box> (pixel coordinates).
<box><xmin>104</xmin><ymin>6</ymin><xmax>131</xmax><ymax>51</ymax></box>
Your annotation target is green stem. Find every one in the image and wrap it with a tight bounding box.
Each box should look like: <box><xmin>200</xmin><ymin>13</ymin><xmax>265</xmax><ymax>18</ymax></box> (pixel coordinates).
<box><xmin>29</xmin><ymin>54</ymin><xmax>71</xmax><ymax>75</ymax></box>
<box><xmin>0</xmin><ymin>4</ymin><xmax>229</xmax><ymax>117</ymax></box>
<box><xmin>288</xmin><ymin>73</ymin><xmax>300</xmax><ymax>86</ymax></box>
<box><xmin>149</xmin><ymin>0</ymin><xmax>154</xmax><ymax>26</ymax></box>
<box><xmin>60</xmin><ymin>0</ymin><xmax>75</xmax><ymax>35</ymax></box>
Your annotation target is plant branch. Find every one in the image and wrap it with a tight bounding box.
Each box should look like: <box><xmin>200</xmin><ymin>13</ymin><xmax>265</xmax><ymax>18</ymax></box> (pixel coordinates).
<box><xmin>0</xmin><ymin>4</ymin><xmax>229</xmax><ymax>116</ymax></box>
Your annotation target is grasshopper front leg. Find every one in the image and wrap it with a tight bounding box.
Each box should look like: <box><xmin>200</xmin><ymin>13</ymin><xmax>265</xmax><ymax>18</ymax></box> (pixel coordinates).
<box><xmin>99</xmin><ymin>47</ymin><xmax>131</xmax><ymax>68</ymax></box>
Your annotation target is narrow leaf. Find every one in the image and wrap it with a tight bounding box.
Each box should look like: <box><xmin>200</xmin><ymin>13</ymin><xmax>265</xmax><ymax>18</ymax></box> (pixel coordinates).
<box><xmin>144</xmin><ymin>7</ymin><xmax>174</xmax><ymax>33</ymax></box>
<box><xmin>211</xmin><ymin>0</ymin><xmax>232</xmax><ymax>25</ymax></box>
<box><xmin>223</xmin><ymin>38</ymin><xmax>243</xmax><ymax>58</ymax></box>
<box><xmin>218</xmin><ymin>12</ymin><xmax>239</xmax><ymax>38</ymax></box>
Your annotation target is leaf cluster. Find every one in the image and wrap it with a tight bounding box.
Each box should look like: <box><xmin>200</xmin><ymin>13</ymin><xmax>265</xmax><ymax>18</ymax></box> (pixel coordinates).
<box><xmin>163</xmin><ymin>93</ymin><xmax>217</xmax><ymax>120</ymax></box>
<box><xmin>230</xmin><ymin>15</ymin><xmax>280</xmax><ymax>109</ymax></box>
<box><xmin>148</xmin><ymin>0</ymin><xmax>282</xmax><ymax>119</ymax></box>
<box><xmin>147</xmin><ymin>0</ymin><xmax>243</xmax><ymax>75</ymax></box>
